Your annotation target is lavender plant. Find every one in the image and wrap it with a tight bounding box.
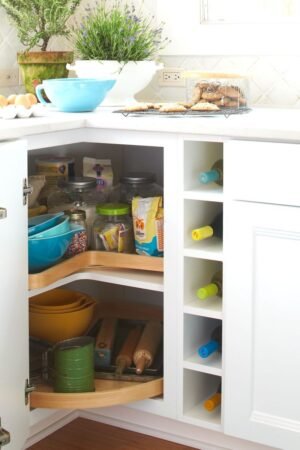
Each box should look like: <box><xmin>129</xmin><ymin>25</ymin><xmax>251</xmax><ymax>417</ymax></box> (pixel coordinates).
<box><xmin>0</xmin><ymin>0</ymin><xmax>81</xmax><ymax>51</ymax></box>
<box><xmin>75</xmin><ymin>1</ymin><xmax>170</xmax><ymax>63</ymax></box>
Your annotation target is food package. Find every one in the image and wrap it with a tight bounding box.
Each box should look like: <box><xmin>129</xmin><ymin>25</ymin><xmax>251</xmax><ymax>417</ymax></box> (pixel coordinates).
<box><xmin>83</xmin><ymin>157</ymin><xmax>113</xmax><ymax>194</ymax></box>
<box><xmin>132</xmin><ymin>196</ymin><xmax>164</xmax><ymax>257</ymax></box>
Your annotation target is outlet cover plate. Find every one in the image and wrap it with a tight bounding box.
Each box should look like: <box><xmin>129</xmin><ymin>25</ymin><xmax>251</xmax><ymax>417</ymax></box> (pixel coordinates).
<box><xmin>0</xmin><ymin>69</ymin><xmax>20</xmax><ymax>87</ymax></box>
<box><xmin>159</xmin><ymin>67</ymin><xmax>186</xmax><ymax>87</ymax></box>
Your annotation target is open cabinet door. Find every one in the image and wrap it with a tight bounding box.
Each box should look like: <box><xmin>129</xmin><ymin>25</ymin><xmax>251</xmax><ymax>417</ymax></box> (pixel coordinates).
<box><xmin>0</xmin><ymin>140</ymin><xmax>29</xmax><ymax>449</ymax></box>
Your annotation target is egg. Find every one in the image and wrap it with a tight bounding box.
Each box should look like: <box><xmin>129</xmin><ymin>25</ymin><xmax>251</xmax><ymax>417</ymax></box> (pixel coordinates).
<box><xmin>0</xmin><ymin>95</ymin><xmax>8</xmax><ymax>107</ymax></box>
<box><xmin>7</xmin><ymin>94</ymin><xmax>17</xmax><ymax>105</ymax></box>
<box><xmin>25</xmin><ymin>93</ymin><xmax>38</xmax><ymax>106</ymax></box>
<box><xmin>15</xmin><ymin>94</ymin><xmax>31</xmax><ymax>109</ymax></box>
<box><xmin>1</xmin><ymin>105</ymin><xmax>17</xmax><ymax>120</ymax></box>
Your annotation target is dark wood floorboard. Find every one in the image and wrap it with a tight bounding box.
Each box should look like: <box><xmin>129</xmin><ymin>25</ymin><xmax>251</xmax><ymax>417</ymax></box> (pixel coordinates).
<box><xmin>27</xmin><ymin>417</ymin><xmax>197</xmax><ymax>450</ymax></box>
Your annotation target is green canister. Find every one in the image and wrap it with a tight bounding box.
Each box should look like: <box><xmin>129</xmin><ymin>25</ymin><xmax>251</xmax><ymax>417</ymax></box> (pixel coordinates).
<box><xmin>52</xmin><ymin>336</ymin><xmax>95</xmax><ymax>393</ymax></box>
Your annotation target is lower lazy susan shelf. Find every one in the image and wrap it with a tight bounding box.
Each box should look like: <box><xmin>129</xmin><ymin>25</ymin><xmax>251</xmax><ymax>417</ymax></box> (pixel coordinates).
<box><xmin>30</xmin><ymin>377</ymin><xmax>163</xmax><ymax>409</ymax></box>
<box><xmin>29</xmin><ymin>251</ymin><xmax>164</xmax><ymax>290</ymax></box>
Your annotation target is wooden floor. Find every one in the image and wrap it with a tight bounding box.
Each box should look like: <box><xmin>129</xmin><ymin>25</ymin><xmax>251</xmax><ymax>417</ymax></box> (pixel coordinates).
<box><xmin>27</xmin><ymin>418</ymin><xmax>197</xmax><ymax>450</ymax></box>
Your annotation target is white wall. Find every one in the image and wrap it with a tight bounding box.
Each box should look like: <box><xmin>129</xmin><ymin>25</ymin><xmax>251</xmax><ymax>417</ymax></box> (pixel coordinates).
<box><xmin>0</xmin><ymin>0</ymin><xmax>299</xmax><ymax>107</ymax></box>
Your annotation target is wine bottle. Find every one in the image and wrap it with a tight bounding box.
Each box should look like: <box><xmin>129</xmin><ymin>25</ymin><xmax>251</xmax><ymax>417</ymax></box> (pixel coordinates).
<box><xmin>197</xmin><ymin>270</ymin><xmax>222</xmax><ymax>300</ymax></box>
<box><xmin>198</xmin><ymin>325</ymin><xmax>222</xmax><ymax>358</ymax></box>
<box><xmin>192</xmin><ymin>212</ymin><xmax>223</xmax><ymax>241</ymax></box>
<box><xmin>203</xmin><ymin>382</ymin><xmax>221</xmax><ymax>412</ymax></box>
<box><xmin>199</xmin><ymin>159</ymin><xmax>223</xmax><ymax>186</ymax></box>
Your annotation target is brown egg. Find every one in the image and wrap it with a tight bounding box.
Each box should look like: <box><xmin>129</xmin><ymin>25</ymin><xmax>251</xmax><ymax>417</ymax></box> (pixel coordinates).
<box><xmin>25</xmin><ymin>93</ymin><xmax>38</xmax><ymax>106</ymax></box>
<box><xmin>7</xmin><ymin>94</ymin><xmax>17</xmax><ymax>105</ymax></box>
<box><xmin>15</xmin><ymin>94</ymin><xmax>31</xmax><ymax>109</ymax></box>
<box><xmin>0</xmin><ymin>95</ymin><xmax>8</xmax><ymax>107</ymax></box>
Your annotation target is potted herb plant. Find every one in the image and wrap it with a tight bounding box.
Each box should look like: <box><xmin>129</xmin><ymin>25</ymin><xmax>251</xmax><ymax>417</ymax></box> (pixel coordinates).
<box><xmin>0</xmin><ymin>0</ymin><xmax>82</xmax><ymax>93</ymax></box>
<box><xmin>71</xmin><ymin>1</ymin><xmax>170</xmax><ymax>105</ymax></box>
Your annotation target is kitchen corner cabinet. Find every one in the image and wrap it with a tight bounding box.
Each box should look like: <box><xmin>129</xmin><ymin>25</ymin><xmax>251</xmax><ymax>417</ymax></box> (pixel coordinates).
<box><xmin>1</xmin><ymin>128</ymin><xmax>299</xmax><ymax>450</ymax></box>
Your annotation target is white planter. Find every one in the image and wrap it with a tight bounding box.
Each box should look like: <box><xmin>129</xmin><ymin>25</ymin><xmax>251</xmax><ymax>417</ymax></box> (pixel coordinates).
<box><xmin>68</xmin><ymin>60</ymin><xmax>163</xmax><ymax>106</ymax></box>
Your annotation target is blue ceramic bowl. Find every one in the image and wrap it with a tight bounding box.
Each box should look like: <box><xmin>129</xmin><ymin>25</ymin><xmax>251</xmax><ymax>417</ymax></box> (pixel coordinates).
<box><xmin>28</xmin><ymin>224</ymin><xmax>84</xmax><ymax>273</ymax></box>
<box><xmin>29</xmin><ymin>215</ymin><xmax>70</xmax><ymax>239</ymax></box>
<box><xmin>35</xmin><ymin>78</ymin><xmax>116</xmax><ymax>112</ymax></box>
<box><xmin>28</xmin><ymin>212</ymin><xmax>65</xmax><ymax>236</ymax></box>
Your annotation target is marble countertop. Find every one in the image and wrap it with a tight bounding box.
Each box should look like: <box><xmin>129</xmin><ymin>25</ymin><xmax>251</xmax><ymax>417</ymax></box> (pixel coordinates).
<box><xmin>1</xmin><ymin>107</ymin><xmax>300</xmax><ymax>143</ymax></box>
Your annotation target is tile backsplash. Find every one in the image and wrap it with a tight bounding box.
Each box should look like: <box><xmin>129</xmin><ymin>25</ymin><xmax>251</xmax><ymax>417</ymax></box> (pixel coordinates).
<box><xmin>1</xmin><ymin>0</ymin><xmax>300</xmax><ymax>108</ymax></box>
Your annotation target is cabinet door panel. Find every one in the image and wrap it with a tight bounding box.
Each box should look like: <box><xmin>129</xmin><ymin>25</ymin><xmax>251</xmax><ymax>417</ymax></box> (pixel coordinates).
<box><xmin>0</xmin><ymin>140</ymin><xmax>29</xmax><ymax>449</ymax></box>
<box><xmin>224</xmin><ymin>201</ymin><xmax>300</xmax><ymax>450</ymax></box>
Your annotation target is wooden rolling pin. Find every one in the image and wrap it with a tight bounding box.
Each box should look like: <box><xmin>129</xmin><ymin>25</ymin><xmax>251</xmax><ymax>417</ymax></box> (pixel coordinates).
<box><xmin>115</xmin><ymin>325</ymin><xmax>143</xmax><ymax>375</ymax></box>
<box><xmin>95</xmin><ymin>317</ymin><xmax>118</xmax><ymax>367</ymax></box>
<box><xmin>133</xmin><ymin>320</ymin><xmax>163</xmax><ymax>375</ymax></box>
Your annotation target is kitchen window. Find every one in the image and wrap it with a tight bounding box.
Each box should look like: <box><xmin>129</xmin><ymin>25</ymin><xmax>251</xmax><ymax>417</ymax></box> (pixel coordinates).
<box><xmin>157</xmin><ymin>0</ymin><xmax>300</xmax><ymax>55</ymax></box>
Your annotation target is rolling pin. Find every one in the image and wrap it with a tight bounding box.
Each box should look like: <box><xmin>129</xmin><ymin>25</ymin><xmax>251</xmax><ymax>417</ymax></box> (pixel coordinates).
<box><xmin>95</xmin><ymin>317</ymin><xmax>118</xmax><ymax>367</ymax></box>
<box><xmin>133</xmin><ymin>320</ymin><xmax>163</xmax><ymax>375</ymax></box>
<box><xmin>115</xmin><ymin>325</ymin><xmax>143</xmax><ymax>375</ymax></box>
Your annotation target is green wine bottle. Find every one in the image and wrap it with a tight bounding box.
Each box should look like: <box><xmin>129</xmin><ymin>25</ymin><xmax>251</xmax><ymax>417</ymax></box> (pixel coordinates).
<box><xmin>197</xmin><ymin>270</ymin><xmax>222</xmax><ymax>300</ymax></box>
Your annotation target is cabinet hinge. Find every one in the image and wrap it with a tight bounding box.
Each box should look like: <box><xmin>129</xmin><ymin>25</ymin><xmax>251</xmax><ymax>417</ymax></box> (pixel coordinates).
<box><xmin>25</xmin><ymin>379</ymin><xmax>36</xmax><ymax>405</ymax></box>
<box><xmin>23</xmin><ymin>178</ymin><xmax>33</xmax><ymax>206</ymax></box>
<box><xmin>0</xmin><ymin>419</ymin><xmax>10</xmax><ymax>448</ymax></box>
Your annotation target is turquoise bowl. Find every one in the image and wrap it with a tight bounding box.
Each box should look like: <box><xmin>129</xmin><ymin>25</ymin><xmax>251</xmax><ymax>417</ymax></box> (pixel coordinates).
<box><xmin>28</xmin><ymin>224</ymin><xmax>84</xmax><ymax>273</ymax></box>
<box><xmin>28</xmin><ymin>212</ymin><xmax>65</xmax><ymax>236</ymax></box>
<box><xmin>29</xmin><ymin>215</ymin><xmax>70</xmax><ymax>239</ymax></box>
<box><xmin>35</xmin><ymin>78</ymin><xmax>116</xmax><ymax>112</ymax></box>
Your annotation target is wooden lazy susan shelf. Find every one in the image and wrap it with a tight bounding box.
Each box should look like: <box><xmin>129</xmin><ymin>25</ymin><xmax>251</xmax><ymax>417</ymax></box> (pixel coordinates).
<box><xmin>29</xmin><ymin>251</ymin><xmax>164</xmax><ymax>290</ymax></box>
<box><xmin>30</xmin><ymin>300</ymin><xmax>164</xmax><ymax>410</ymax></box>
<box><xmin>30</xmin><ymin>377</ymin><xmax>163</xmax><ymax>409</ymax></box>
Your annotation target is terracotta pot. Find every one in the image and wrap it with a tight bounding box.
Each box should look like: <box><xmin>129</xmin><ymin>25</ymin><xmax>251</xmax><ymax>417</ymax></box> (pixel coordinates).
<box><xmin>17</xmin><ymin>51</ymin><xmax>74</xmax><ymax>94</ymax></box>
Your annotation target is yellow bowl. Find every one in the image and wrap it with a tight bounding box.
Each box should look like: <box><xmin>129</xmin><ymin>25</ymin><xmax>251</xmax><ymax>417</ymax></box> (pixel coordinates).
<box><xmin>29</xmin><ymin>288</ymin><xmax>86</xmax><ymax>311</ymax></box>
<box><xmin>29</xmin><ymin>297</ymin><xmax>95</xmax><ymax>314</ymax></box>
<box><xmin>29</xmin><ymin>296</ymin><xmax>96</xmax><ymax>343</ymax></box>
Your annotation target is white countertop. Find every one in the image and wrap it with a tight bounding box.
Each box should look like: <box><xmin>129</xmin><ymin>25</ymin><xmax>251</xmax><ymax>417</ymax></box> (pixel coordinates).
<box><xmin>1</xmin><ymin>107</ymin><xmax>300</xmax><ymax>143</ymax></box>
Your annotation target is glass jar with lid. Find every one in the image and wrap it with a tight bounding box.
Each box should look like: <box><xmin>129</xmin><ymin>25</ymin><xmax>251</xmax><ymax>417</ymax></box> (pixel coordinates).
<box><xmin>47</xmin><ymin>177</ymin><xmax>105</xmax><ymax>247</ymax></box>
<box><xmin>92</xmin><ymin>203</ymin><xmax>134</xmax><ymax>253</ymax></box>
<box><xmin>109</xmin><ymin>172</ymin><xmax>163</xmax><ymax>207</ymax></box>
<box><xmin>64</xmin><ymin>209</ymin><xmax>88</xmax><ymax>258</ymax></box>
<box><xmin>182</xmin><ymin>71</ymin><xmax>249</xmax><ymax>111</ymax></box>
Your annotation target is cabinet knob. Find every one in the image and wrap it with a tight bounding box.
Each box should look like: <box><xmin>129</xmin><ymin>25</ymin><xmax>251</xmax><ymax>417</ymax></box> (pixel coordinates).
<box><xmin>0</xmin><ymin>208</ymin><xmax>7</xmax><ymax>220</ymax></box>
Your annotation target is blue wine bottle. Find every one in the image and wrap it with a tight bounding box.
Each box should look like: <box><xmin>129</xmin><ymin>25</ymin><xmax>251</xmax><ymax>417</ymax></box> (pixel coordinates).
<box><xmin>198</xmin><ymin>325</ymin><xmax>222</xmax><ymax>358</ymax></box>
<box><xmin>199</xmin><ymin>159</ymin><xmax>223</xmax><ymax>186</ymax></box>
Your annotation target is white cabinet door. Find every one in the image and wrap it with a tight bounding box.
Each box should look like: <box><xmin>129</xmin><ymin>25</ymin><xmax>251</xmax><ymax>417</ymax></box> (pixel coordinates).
<box><xmin>224</xmin><ymin>200</ymin><xmax>300</xmax><ymax>450</ymax></box>
<box><xmin>0</xmin><ymin>140</ymin><xmax>29</xmax><ymax>449</ymax></box>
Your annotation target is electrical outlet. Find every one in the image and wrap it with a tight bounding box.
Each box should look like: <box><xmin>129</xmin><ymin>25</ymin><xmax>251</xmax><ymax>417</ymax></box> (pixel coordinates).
<box><xmin>0</xmin><ymin>69</ymin><xmax>20</xmax><ymax>87</ymax></box>
<box><xmin>159</xmin><ymin>68</ymin><xmax>186</xmax><ymax>87</ymax></box>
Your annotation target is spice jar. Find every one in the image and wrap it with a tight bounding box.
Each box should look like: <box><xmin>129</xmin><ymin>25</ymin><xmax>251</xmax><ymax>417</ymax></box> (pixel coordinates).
<box><xmin>47</xmin><ymin>177</ymin><xmax>105</xmax><ymax>247</ymax></box>
<box><xmin>92</xmin><ymin>203</ymin><xmax>134</xmax><ymax>253</ymax></box>
<box><xmin>64</xmin><ymin>209</ymin><xmax>88</xmax><ymax>258</ymax></box>
<box><xmin>109</xmin><ymin>172</ymin><xmax>163</xmax><ymax>207</ymax></box>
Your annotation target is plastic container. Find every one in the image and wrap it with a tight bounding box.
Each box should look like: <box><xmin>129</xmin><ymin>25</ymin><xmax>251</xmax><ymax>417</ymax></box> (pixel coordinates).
<box><xmin>182</xmin><ymin>71</ymin><xmax>249</xmax><ymax>111</ymax></box>
<box><xmin>92</xmin><ymin>203</ymin><xmax>134</xmax><ymax>253</ymax></box>
<box><xmin>64</xmin><ymin>209</ymin><xmax>88</xmax><ymax>258</ymax></box>
<box><xmin>109</xmin><ymin>172</ymin><xmax>163</xmax><ymax>207</ymax></box>
<box><xmin>47</xmin><ymin>177</ymin><xmax>105</xmax><ymax>247</ymax></box>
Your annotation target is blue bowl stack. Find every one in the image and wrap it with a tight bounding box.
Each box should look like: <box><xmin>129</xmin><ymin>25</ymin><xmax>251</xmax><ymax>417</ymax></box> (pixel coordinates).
<box><xmin>28</xmin><ymin>212</ymin><xmax>84</xmax><ymax>273</ymax></box>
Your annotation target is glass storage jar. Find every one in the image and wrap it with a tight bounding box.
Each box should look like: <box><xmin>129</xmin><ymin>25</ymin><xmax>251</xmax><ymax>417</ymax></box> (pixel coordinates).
<box><xmin>109</xmin><ymin>171</ymin><xmax>163</xmax><ymax>207</ymax></box>
<box><xmin>47</xmin><ymin>177</ymin><xmax>105</xmax><ymax>247</ymax></box>
<box><xmin>64</xmin><ymin>209</ymin><xmax>88</xmax><ymax>258</ymax></box>
<box><xmin>182</xmin><ymin>71</ymin><xmax>249</xmax><ymax>111</ymax></box>
<box><xmin>92</xmin><ymin>203</ymin><xmax>134</xmax><ymax>253</ymax></box>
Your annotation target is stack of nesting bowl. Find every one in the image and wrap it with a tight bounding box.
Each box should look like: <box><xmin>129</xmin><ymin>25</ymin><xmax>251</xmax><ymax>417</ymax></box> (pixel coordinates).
<box><xmin>29</xmin><ymin>288</ymin><xmax>97</xmax><ymax>343</ymax></box>
<box><xmin>28</xmin><ymin>212</ymin><xmax>84</xmax><ymax>273</ymax></box>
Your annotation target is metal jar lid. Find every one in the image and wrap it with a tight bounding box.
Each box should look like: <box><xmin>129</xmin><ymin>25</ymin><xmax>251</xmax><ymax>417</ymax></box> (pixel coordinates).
<box><xmin>65</xmin><ymin>209</ymin><xmax>86</xmax><ymax>221</ymax></box>
<box><xmin>120</xmin><ymin>172</ymin><xmax>156</xmax><ymax>185</ymax></box>
<box><xmin>60</xmin><ymin>177</ymin><xmax>97</xmax><ymax>191</ymax></box>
